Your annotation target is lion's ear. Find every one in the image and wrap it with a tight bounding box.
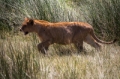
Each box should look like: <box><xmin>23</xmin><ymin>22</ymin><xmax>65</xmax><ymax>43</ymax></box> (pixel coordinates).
<box><xmin>28</xmin><ymin>19</ymin><xmax>34</xmax><ymax>25</ymax></box>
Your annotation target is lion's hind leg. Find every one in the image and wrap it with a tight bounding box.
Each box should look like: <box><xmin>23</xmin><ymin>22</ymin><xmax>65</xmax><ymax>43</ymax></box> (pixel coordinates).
<box><xmin>74</xmin><ymin>41</ymin><xmax>83</xmax><ymax>52</ymax></box>
<box><xmin>84</xmin><ymin>35</ymin><xmax>101</xmax><ymax>50</ymax></box>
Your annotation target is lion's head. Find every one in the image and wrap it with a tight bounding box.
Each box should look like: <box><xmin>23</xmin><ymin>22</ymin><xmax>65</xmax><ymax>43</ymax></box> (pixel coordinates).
<box><xmin>20</xmin><ymin>17</ymin><xmax>34</xmax><ymax>35</ymax></box>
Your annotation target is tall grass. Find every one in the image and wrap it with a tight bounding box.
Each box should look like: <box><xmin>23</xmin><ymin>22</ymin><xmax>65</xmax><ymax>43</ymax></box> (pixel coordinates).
<box><xmin>88</xmin><ymin>0</ymin><xmax>120</xmax><ymax>42</ymax></box>
<box><xmin>0</xmin><ymin>0</ymin><xmax>89</xmax><ymax>30</ymax></box>
<box><xmin>0</xmin><ymin>32</ymin><xmax>120</xmax><ymax>79</ymax></box>
<box><xmin>0</xmin><ymin>0</ymin><xmax>120</xmax><ymax>79</ymax></box>
<box><xmin>0</xmin><ymin>0</ymin><xmax>119</xmax><ymax>42</ymax></box>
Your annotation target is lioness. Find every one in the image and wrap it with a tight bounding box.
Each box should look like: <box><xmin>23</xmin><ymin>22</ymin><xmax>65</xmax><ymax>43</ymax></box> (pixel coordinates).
<box><xmin>20</xmin><ymin>17</ymin><xmax>116</xmax><ymax>54</ymax></box>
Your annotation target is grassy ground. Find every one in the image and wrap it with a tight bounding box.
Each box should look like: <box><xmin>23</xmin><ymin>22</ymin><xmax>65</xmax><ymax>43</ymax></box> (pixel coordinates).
<box><xmin>0</xmin><ymin>32</ymin><xmax>120</xmax><ymax>79</ymax></box>
<box><xmin>0</xmin><ymin>0</ymin><xmax>120</xmax><ymax>79</ymax></box>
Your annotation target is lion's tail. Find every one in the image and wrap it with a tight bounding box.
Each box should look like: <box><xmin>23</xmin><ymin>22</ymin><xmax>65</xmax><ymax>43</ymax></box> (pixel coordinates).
<box><xmin>90</xmin><ymin>30</ymin><xmax>116</xmax><ymax>44</ymax></box>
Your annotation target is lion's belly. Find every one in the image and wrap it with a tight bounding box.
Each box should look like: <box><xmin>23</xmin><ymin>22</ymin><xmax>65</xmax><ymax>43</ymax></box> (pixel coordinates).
<box><xmin>58</xmin><ymin>38</ymin><xmax>72</xmax><ymax>44</ymax></box>
<box><xmin>54</xmin><ymin>38</ymin><xmax>72</xmax><ymax>45</ymax></box>
<box><xmin>52</xmin><ymin>33</ymin><xmax>73</xmax><ymax>44</ymax></box>
<box><xmin>49</xmin><ymin>26</ymin><xmax>74</xmax><ymax>44</ymax></box>
<box><xmin>52</xmin><ymin>32</ymin><xmax>73</xmax><ymax>44</ymax></box>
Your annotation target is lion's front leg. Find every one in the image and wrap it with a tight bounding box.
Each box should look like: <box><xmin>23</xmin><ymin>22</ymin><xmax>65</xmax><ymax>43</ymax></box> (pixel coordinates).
<box><xmin>37</xmin><ymin>40</ymin><xmax>52</xmax><ymax>54</ymax></box>
<box><xmin>37</xmin><ymin>43</ymin><xmax>47</xmax><ymax>54</ymax></box>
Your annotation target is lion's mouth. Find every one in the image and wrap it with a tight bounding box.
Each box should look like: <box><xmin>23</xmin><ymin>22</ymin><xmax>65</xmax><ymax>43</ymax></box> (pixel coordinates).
<box><xmin>24</xmin><ymin>32</ymin><xmax>29</xmax><ymax>35</ymax></box>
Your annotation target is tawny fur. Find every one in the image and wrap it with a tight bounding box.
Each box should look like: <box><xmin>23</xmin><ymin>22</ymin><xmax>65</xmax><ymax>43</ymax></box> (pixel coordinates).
<box><xmin>20</xmin><ymin>17</ymin><xmax>116</xmax><ymax>54</ymax></box>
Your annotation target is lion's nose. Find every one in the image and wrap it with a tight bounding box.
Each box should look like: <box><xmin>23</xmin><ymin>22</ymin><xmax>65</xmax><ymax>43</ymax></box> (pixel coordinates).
<box><xmin>20</xmin><ymin>29</ymin><xmax>22</xmax><ymax>31</ymax></box>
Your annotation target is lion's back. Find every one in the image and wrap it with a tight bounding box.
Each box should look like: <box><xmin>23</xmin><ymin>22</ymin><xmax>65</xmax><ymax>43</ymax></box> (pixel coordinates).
<box><xmin>37</xmin><ymin>21</ymin><xmax>92</xmax><ymax>44</ymax></box>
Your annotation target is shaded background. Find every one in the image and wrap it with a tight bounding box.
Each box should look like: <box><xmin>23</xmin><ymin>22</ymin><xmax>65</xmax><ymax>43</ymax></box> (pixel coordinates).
<box><xmin>0</xmin><ymin>0</ymin><xmax>120</xmax><ymax>43</ymax></box>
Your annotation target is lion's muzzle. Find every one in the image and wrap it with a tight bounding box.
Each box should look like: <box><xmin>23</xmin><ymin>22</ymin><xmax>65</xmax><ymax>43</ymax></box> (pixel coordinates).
<box><xmin>20</xmin><ymin>28</ymin><xmax>29</xmax><ymax>35</ymax></box>
<box><xmin>20</xmin><ymin>28</ymin><xmax>22</xmax><ymax>31</ymax></box>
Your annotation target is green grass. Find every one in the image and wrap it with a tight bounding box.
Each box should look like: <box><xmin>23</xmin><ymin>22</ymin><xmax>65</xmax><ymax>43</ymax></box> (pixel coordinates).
<box><xmin>0</xmin><ymin>0</ymin><xmax>120</xmax><ymax>79</ymax></box>
<box><xmin>0</xmin><ymin>32</ymin><xmax>120</xmax><ymax>79</ymax></box>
